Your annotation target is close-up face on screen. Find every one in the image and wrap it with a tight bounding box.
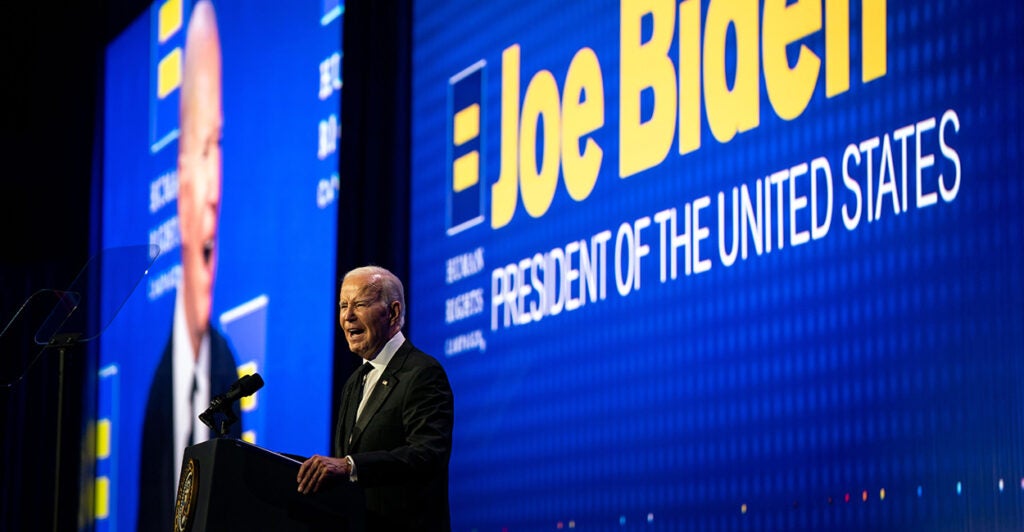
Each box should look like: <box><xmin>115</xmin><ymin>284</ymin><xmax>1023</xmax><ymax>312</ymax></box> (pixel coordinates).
<box><xmin>95</xmin><ymin>0</ymin><xmax>342</xmax><ymax>527</ymax></box>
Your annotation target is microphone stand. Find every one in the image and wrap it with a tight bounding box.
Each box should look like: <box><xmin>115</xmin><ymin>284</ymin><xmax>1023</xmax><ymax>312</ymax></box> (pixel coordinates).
<box><xmin>199</xmin><ymin>401</ymin><xmax>240</xmax><ymax>437</ymax></box>
<box><xmin>49</xmin><ymin>332</ymin><xmax>80</xmax><ymax>532</ymax></box>
<box><xmin>218</xmin><ymin>409</ymin><xmax>239</xmax><ymax>438</ymax></box>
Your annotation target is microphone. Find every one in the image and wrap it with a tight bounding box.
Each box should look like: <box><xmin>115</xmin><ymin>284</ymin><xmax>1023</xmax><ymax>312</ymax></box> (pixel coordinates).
<box><xmin>199</xmin><ymin>373</ymin><xmax>264</xmax><ymax>431</ymax></box>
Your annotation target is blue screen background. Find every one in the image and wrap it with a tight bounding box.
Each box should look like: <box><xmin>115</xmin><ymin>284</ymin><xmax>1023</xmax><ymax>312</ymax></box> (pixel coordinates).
<box><xmin>410</xmin><ymin>1</ymin><xmax>1024</xmax><ymax>529</ymax></box>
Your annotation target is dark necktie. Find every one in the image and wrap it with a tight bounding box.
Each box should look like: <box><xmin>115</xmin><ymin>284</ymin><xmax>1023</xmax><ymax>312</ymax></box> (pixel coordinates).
<box><xmin>187</xmin><ymin>373</ymin><xmax>198</xmax><ymax>445</ymax></box>
<box><xmin>343</xmin><ymin>363</ymin><xmax>374</xmax><ymax>453</ymax></box>
<box><xmin>353</xmin><ymin>363</ymin><xmax>374</xmax><ymax>424</ymax></box>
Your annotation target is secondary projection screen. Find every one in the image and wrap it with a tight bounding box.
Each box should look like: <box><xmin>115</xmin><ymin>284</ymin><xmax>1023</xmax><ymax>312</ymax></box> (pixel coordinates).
<box><xmin>410</xmin><ymin>1</ymin><xmax>1024</xmax><ymax>529</ymax></box>
<box><xmin>94</xmin><ymin>0</ymin><xmax>342</xmax><ymax>528</ymax></box>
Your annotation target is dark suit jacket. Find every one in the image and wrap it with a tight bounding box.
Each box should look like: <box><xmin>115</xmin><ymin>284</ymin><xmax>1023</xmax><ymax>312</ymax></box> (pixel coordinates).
<box><xmin>334</xmin><ymin>339</ymin><xmax>454</xmax><ymax>531</ymax></box>
<box><xmin>137</xmin><ymin>325</ymin><xmax>240</xmax><ymax>532</ymax></box>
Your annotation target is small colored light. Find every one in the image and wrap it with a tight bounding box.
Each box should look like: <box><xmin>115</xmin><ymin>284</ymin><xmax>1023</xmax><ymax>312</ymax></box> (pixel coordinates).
<box><xmin>879</xmin><ymin>488</ymin><xmax>886</xmax><ymax>500</ymax></box>
<box><xmin>557</xmin><ymin>522</ymin><xmax>563</xmax><ymax>529</ymax></box>
<box><xmin>844</xmin><ymin>493</ymin><xmax>851</xmax><ymax>503</ymax></box>
<box><xmin>568</xmin><ymin>520</ymin><xmax>576</xmax><ymax>529</ymax></box>
<box><xmin>862</xmin><ymin>490</ymin><xmax>868</xmax><ymax>502</ymax></box>
<box><xmin>619</xmin><ymin>516</ymin><xmax>626</xmax><ymax>526</ymax></box>
<box><xmin>999</xmin><ymin>479</ymin><xmax>1005</xmax><ymax>492</ymax></box>
<box><xmin>956</xmin><ymin>482</ymin><xmax>963</xmax><ymax>495</ymax></box>
<box><xmin>646</xmin><ymin>513</ymin><xmax>654</xmax><ymax>523</ymax></box>
<box><xmin>740</xmin><ymin>504</ymin><xmax>747</xmax><ymax>514</ymax></box>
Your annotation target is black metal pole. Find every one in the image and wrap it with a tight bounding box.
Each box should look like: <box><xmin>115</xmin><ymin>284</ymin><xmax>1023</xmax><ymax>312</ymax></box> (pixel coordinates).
<box><xmin>52</xmin><ymin>345</ymin><xmax>65</xmax><ymax>532</ymax></box>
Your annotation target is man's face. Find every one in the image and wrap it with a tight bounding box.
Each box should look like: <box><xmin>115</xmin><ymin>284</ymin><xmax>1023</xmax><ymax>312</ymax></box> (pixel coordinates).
<box><xmin>339</xmin><ymin>272</ymin><xmax>396</xmax><ymax>360</ymax></box>
<box><xmin>177</xmin><ymin>3</ymin><xmax>222</xmax><ymax>343</ymax></box>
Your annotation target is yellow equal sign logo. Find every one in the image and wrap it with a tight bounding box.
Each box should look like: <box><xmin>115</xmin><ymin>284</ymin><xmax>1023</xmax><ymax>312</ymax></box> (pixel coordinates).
<box><xmin>452</xmin><ymin>103</ymin><xmax>480</xmax><ymax>193</ymax></box>
<box><xmin>150</xmin><ymin>0</ymin><xmax>190</xmax><ymax>152</ymax></box>
<box><xmin>95</xmin><ymin>364</ymin><xmax>119</xmax><ymax>522</ymax></box>
<box><xmin>447</xmin><ymin>61</ymin><xmax>487</xmax><ymax>236</ymax></box>
<box><xmin>155</xmin><ymin>0</ymin><xmax>184</xmax><ymax>101</ymax></box>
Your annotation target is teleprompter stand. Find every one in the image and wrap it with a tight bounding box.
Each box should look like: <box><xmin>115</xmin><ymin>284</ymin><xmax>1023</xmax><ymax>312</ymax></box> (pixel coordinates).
<box><xmin>0</xmin><ymin>245</ymin><xmax>159</xmax><ymax>532</ymax></box>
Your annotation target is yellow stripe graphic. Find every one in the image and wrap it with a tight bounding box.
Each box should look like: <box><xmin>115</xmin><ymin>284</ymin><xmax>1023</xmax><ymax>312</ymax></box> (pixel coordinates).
<box><xmin>453</xmin><ymin>104</ymin><xmax>480</xmax><ymax>147</ymax></box>
<box><xmin>158</xmin><ymin>0</ymin><xmax>183</xmax><ymax>44</ymax></box>
<box><xmin>157</xmin><ymin>48</ymin><xmax>182</xmax><ymax>99</ymax></box>
<box><xmin>453</xmin><ymin>151</ymin><xmax>479</xmax><ymax>193</ymax></box>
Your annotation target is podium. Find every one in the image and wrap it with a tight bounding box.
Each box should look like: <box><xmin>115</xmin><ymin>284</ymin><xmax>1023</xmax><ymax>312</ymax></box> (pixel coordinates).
<box><xmin>172</xmin><ymin>438</ymin><xmax>364</xmax><ymax>531</ymax></box>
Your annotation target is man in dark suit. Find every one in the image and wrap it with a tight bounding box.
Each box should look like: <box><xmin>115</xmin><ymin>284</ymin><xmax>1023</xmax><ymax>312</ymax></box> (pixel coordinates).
<box><xmin>137</xmin><ymin>327</ymin><xmax>240</xmax><ymax>531</ymax></box>
<box><xmin>136</xmin><ymin>2</ymin><xmax>241</xmax><ymax>529</ymax></box>
<box><xmin>297</xmin><ymin>266</ymin><xmax>454</xmax><ymax>531</ymax></box>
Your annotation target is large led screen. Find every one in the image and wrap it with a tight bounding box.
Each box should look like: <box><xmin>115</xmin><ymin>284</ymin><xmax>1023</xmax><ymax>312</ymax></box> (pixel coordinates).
<box><xmin>411</xmin><ymin>1</ymin><xmax>1024</xmax><ymax>529</ymax></box>
<box><xmin>94</xmin><ymin>0</ymin><xmax>342</xmax><ymax>528</ymax></box>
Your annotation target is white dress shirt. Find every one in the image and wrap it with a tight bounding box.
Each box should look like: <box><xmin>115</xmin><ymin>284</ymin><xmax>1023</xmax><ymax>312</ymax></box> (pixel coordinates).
<box><xmin>348</xmin><ymin>330</ymin><xmax>405</xmax><ymax>481</ymax></box>
<box><xmin>171</xmin><ymin>290</ymin><xmax>211</xmax><ymax>486</ymax></box>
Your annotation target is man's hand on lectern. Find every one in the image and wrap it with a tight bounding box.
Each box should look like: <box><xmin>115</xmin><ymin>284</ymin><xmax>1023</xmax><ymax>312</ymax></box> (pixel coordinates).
<box><xmin>296</xmin><ymin>454</ymin><xmax>351</xmax><ymax>494</ymax></box>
